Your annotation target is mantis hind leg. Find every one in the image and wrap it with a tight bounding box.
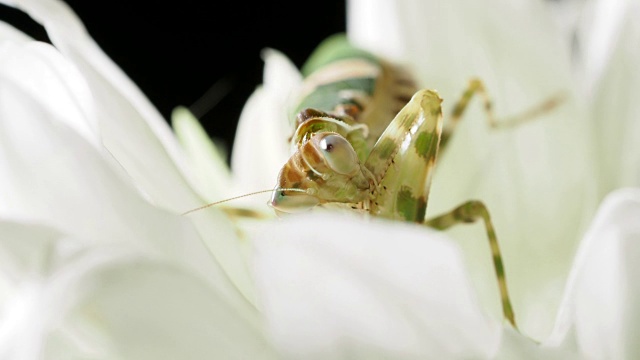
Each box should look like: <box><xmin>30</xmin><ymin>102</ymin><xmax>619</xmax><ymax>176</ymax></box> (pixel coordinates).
<box><xmin>425</xmin><ymin>200</ymin><xmax>518</xmax><ymax>330</ymax></box>
<box><xmin>441</xmin><ymin>78</ymin><xmax>567</xmax><ymax>148</ymax></box>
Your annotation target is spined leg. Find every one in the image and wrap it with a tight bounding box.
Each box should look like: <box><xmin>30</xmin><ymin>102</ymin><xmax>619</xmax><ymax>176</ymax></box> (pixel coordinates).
<box><xmin>441</xmin><ymin>78</ymin><xmax>566</xmax><ymax>147</ymax></box>
<box><xmin>425</xmin><ymin>200</ymin><xmax>517</xmax><ymax>330</ymax></box>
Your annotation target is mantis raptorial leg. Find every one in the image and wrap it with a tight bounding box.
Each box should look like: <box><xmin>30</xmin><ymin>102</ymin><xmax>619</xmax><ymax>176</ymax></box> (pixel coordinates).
<box><xmin>425</xmin><ymin>200</ymin><xmax>517</xmax><ymax>329</ymax></box>
<box><xmin>441</xmin><ymin>78</ymin><xmax>567</xmax><ymax>148</ymax></box>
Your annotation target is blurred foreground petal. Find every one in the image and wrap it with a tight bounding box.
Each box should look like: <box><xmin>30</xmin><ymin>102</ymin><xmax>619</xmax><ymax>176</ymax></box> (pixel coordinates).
<box><xmin>0</xmin><ymin>221</ymin><xmax>276</xmax><ymax>359</ymax></box>
<box><xmin>252</xmin><ymin>213</ymin><xmax>502</xmax><ymax>359</ymax></box>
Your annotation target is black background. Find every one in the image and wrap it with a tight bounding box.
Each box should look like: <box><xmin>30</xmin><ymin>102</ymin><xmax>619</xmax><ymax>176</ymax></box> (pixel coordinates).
<box><xmin>0</xmin><ymin>1</ymin><xmax>346</xmax><ymax>158</ymax></box>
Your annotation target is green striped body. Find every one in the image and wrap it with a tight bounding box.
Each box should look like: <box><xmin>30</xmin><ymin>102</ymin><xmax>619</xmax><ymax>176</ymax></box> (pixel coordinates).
<box><xmin>294</xmin><ymin>34</ymin><xmax>418</xmax><ymax>150</ymax></box>
<box><xmin>296</xmin><ymin>34</ymin><xmax>379</xmax><ymax>113</ymax></box>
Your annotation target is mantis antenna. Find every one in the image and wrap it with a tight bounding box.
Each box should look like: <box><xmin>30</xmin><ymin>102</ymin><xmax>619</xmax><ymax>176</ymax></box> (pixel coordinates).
<box><xmin>181</xmin><ymin>188</ymin><xmax>308</xmax><ymax>216</ymax></box>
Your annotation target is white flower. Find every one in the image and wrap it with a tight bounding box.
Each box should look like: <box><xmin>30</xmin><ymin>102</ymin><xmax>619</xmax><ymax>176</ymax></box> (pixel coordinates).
<box><xmin>0</xmin><ymin>0</ymin><xmax>638</xmax><ymax>359</ymax></box>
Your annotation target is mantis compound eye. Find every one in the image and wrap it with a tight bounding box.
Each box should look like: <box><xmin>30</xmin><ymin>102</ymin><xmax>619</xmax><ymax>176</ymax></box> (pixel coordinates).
<box><xmin>317</xmin><ymin>134</ymin><xmax>359</xmax><ymax>175</ymax></box>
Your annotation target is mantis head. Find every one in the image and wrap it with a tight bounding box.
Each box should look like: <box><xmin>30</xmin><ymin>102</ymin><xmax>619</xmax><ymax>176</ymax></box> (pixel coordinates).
<box><xmin>269</xmin><ymin>131</ymin><xmax>372</xmax><ymax>214</ymax></box>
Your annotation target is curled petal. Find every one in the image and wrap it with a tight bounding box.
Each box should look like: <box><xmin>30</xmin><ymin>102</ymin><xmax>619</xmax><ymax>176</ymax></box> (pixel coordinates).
<box><xmin>0</xmin><ymin>0</ymin><xmax>205</xmax><ymax>212</ymax></box>
<box><xmin>547</xmin><ymin>188</ymin><xmax>640</xmax><ymax>359</ymax></box>
<box><xmin>0</xmin><ymin>19</ymin><xmax>32</xmax><ymax>43</ymax></box>
<box><xmin>0</xmin><ymin>41</ymin><xmax>99</xmax><ymax>147</ymax></box>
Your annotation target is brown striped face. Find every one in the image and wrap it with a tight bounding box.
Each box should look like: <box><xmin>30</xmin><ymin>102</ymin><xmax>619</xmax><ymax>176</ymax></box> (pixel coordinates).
<box><xmin>269</xmin><ymin>132</ymin><xmax>372</xmax><ymax>214</ymax></box>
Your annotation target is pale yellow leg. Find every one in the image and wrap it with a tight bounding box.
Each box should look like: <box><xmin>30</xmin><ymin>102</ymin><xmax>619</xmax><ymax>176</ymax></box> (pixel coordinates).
<box><xmin>426</xmin><ymin>200</ymin><xmax>517</xmax><ymax>330</ymax></box>
<box><xmin>441</xmin><ymin>78</ymin><xmax>567</xmax><ymax>148</ymax></box>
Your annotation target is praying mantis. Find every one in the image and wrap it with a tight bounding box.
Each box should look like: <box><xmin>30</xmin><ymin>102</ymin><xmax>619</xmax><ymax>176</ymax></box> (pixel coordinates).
<box><xmin>184</xmin><ymin>33</ymin><xmax>564</xmax><ymax>331</ymax></box>
<box><xmin>266</xmin><ymin>34</ymin><xmax>563</xmax><ymax>330</ymax></box>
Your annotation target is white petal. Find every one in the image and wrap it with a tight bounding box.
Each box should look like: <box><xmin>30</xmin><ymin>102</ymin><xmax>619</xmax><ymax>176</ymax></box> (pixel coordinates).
<box><xmin>252</xmin><ymin>213</ymin><xmax>501</xmax><ymax>359</ymax></box>
<box><xmin>587</xmin><ymin>9</ymin><xmax>640</xmax><ymax>196</ymax></box>
<box><xmin>0</xmin><ymin>221</ymin><xmax>65</xmax><ymax>282</ymax></box>
<box><xmin>1</xmin><ymin>0</ymin><xmax>204</xmax><ymax>212</ymax></box>
<box><xmin>0</xmin><ymin>226</ymin><xmax>275</xmax><ymax>359</ymax></box>
<box><xmin>348</xmin><ymin>0</ymin><xmax>573</xmax><ymax>108</ymax></box>
<box><xmin>0</xmin><ymin>77</ymin><xmax>255</xmax><ymax>306</ymax></box>
<box><xmin>0</xmin><ymin>20</ymin><xmax>32</xmax><ymax>43</ymax></box>
<box><xmin>495</xmin><ymin>327</ymin><xmax>579</xmax><ymax>360</ymax></box>
<box><xmin>0</xmin><ymin>41</ymin><xmax>99</xmax><ymax>147</ymax></box>
<box><xmin>60</xmin><ymin>260</ymin><xmax>275</xmax><ymax>359</ymax></box>
<box><xmin>544</xmin><ymin>0</ymin><xmax>587</xmax><ymax>63</ymax></box>
<box><xmin>231</xmin><ymin>49</ymin><xmax>302</xmax><ymax>208</ymax></box>
<box><xmin>349</xmin><ymin>0</ymin><xmax>598</xmax><ymax>338</ymax></box>
<box><xmin>573</xmin><ymin>0</ymin><xmax>630</xmax><ymax>96</ymax></box>
<box><xmin>172</xmin><ymin>106</ymin><xmax>232</xmax><ymax>202</ymax></box>
<box><xmin>546</xmin><ymin>188</ymin><xmax>640</xmax><ymax>359</ymax></box>
<box><xmin>0</xmin><ymin>7</ymin><xmax>269</xmax><ymax>348</ymax></box>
